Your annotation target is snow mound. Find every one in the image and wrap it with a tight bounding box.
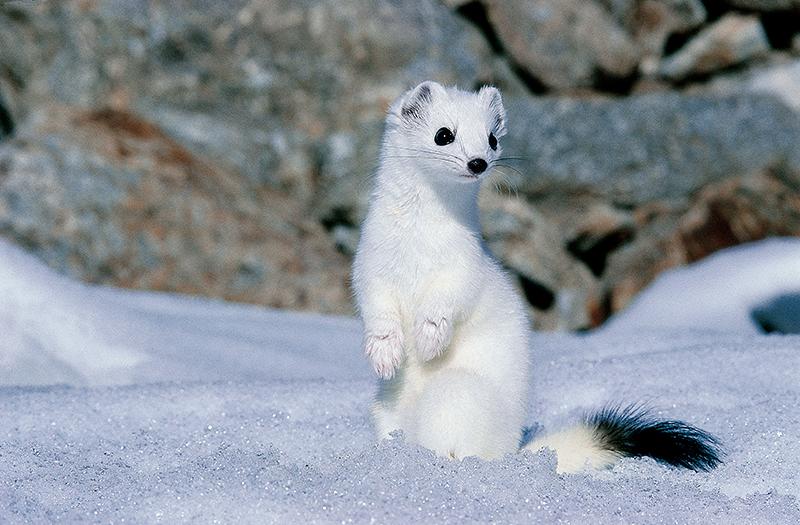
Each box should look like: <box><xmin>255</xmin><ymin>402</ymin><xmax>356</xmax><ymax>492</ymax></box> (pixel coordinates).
<box><xmin>605</xmin><ymin>238</ymin><xmax>800</xmax><ymax>334</ymax></box>
<box><xmin>0</xmin><ymin>239</ymin><xmax>367</xmax><ymax>386</ymax></box>
<box><xmin>1</xmin><ymin>238</ymin><xmax>799</xmax><ymax>522</ymax></box>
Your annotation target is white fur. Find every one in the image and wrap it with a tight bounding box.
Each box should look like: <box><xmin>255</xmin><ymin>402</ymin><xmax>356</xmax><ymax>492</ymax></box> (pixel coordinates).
<box><xmin>524</xmin><ymin>427</ymin><xmax>621</xmax><ymax>473</ymax></box>
<box><xmin>352</xmin><ymin>82</ymin><xmax>611</xmax><ymax>468</ymax></box>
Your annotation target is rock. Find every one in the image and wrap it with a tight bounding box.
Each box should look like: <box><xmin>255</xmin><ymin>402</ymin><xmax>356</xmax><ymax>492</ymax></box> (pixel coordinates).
<box><xmin>752</xmin><ymin>293</ymin><xmax>800</xmax><ymax>334</ymax></box>
<box><xmin>563</xmin><ymin>203</ymin><xmax>636</xmax><ymax>277</ymax></box>
<box><xmin>485</xmin><ymin>0</ymin><xmax>640</xmax><ymax>90</ymax></box>
<box><xmin>626</xmin><ymin>0</ymin><xmax>707</xmax><ymax>76</ymax></box>
<box><xmin>2</xmin><ymin>0</ymin><xmax>799</xmax><ymax>333</ymax></box>
<box><xmin>675</xmin><ymin>168</ymin><xmax>800</xmax><ymax>262</ymax></box>
<box><xmin>483</xmin><ymin>164</ymin><xmax>800</xmax><ymax>328</ymax></box>
<box><xmin>500</xmin><ymin>87</ymin><xmax>800</xmax><ymax>323</ymax></box>
<box><xmin>0</xmin><ymin>90</ymin><xmax>13</xmax><ymax>140</ymax></box>
<box><xmin>598</xmin><ymin>0</ymin><xmax>636</xmax><ymax>22</ymax></box>
<box><xmin>725</xmin><ymin>0</ymin><xmax>800</xmax><ymax>9</ymax></box>
<box><xmin>0</xmin><ymin>105</ymin><xmax>351</xmax><ymax>314</ymax></box>
<box><xmin>480</xmin><ymin>162</ymin><xmax>800</xmax><ymax>329</ymax></box>
<box><xmin>0</xmin><ymin>0</ymin><xmax>525</xmax><ymax>318</ymax></box>
<box><xmin>605</xmin><ymin>168</ymin><xmax>800</xmax><ymax>315</ymax></box>
<box><xmin>0</xmin><ymin>0</ymin><xmax>508</xmax><ymax>227</ymax></box>
<box><xmin>441</xmin><ymin>0</ymin><xmax>473</xmax><ymax>7</ymax></box>
<box><xmin>504</xmin><ymin>92</ymin><xmax>800</xmax><ymax>205</ymax></box>
<box><xmin>479</xmin><ymin>190</ymin><xmax>599</xmax><ymax>331</ymax></box>
<box><xmin>659</xmin><ymin>14</ymin><xmax>770</xmax><ymax>81</ymax></box>
<box><xmin>602</xmin><ymin>0</ymin><xmax>706</xmax><ymax>52</ymax></box>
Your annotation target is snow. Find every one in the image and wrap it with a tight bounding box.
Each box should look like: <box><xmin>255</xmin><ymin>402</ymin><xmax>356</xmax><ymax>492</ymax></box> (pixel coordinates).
<box><xmin>604</xmin><ymin>238</ymin><xmax>800</xmax><ymax>334</ymax></box>
<box><xmin>1</xmin><ymin>238</ymin><xmax>799</xmax><ymax>523</ymax></box>
<box><xmin>0</xmin><ymin>239</ymin><xmax>367</xmax><ymax>386</ymax></box>
<box><xmin>748</xmin><ymin>61</ymin><xmax>800</xmax><ymax>112</ymax></box>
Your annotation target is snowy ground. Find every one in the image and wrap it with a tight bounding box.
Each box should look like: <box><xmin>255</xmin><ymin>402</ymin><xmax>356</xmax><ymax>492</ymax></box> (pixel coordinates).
<box><xmin>1</xmin><ymin>238</ymin><xmax>799</xmax><ymax>523</ymax></box>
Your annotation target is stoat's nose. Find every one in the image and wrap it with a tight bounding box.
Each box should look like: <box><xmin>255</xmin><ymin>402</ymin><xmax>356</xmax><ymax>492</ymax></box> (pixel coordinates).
<box><xmin>467</xmin><ymin>158</ymin><xmax>487</xmax><ymax>174</ymax></box>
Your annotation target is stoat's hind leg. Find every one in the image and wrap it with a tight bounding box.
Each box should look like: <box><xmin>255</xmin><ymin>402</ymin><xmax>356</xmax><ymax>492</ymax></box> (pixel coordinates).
<box><xmin>413</xmin><ymin>369</ymin><xmax>518</xmax><ymax>460</ymax></box>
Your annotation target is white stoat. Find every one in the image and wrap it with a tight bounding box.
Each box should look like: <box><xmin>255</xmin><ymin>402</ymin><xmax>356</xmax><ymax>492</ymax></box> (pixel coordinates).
<box><xmin>352</xmin><ymin>81</ymin><xmax>721</xmax><ymax>473</ymax></box>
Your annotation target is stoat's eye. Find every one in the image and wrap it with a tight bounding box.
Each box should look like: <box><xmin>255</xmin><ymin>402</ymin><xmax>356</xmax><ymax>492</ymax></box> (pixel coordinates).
<box><xmin>488</xmin><ymin>132</ymin><xmax>498</xmax><ymax>151</ymax></box>
<box><xmin>434</xmin><ymin>127</ymin><xmax>455</xmax><ymax>146</ymax></box>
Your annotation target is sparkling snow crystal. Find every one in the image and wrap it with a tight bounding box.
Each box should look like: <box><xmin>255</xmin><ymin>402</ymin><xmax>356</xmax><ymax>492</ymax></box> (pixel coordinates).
<box><xmin>1</xmin><ymin>239</ymin><xmax>799</xmax><ymax>523</ymax></box>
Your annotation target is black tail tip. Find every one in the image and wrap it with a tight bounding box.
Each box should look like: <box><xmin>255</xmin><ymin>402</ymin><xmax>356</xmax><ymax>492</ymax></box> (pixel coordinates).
<box><xmin>586</xmin><ymin>404</ymin><xmax>724</xmax><ymax>472</ymax></box>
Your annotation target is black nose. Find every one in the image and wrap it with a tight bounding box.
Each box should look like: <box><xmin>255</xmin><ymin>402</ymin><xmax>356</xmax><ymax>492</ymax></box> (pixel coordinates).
<box><xmin>467</xmin><ymin>158</ymin><xmax>487</xmax><ymax>174</ymax></box>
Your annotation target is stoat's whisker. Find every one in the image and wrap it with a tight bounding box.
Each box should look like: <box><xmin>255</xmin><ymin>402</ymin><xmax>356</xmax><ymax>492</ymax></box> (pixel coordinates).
<box><xmin>490</xmin><ymin>168</ymin><xmax>519</xmax><ymax>197</ymax></box>
<box><xmin>388</xmin><ymin>144</ymin><xmax>463</xmax><ymax>162</ymax></box>
<box><xmin>493</xmin><ymin>163</ymin><xmax>525</xmax><ymax>178</ymax></box>
<box><xmin>383</xmin><ymin>155</ymin><xmax>463</xmax><ymax>170</ymax></box>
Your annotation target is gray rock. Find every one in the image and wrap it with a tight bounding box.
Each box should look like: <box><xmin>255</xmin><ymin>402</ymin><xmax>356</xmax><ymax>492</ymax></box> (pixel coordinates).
<box><xmin>2</xmin><ymin>0</ymin><xmax>799</xmax><ymax>333</ymax></box>
<box><xmin>489</xmin><ymin>165</ymin><xmax>800</xmax><ymax>328</ymax></box>
<box><xmin>441</xmin><ymin>0</ymin><xmax>473</xmax><ymax>7</ymax></box>
<box><xmin>485</xmin><ymin>0</ymin><xmax>640</xmax><ymax>90</ymax></box>
<box><xmin>0</xmin><ymin>89</ymin><xmax>13</xmax><ymax>140</ymax></box>
<box><xmin>725</xmin><ymin>0</ymin><xmax>800</xmax><ymax>9</ymax></box>
<box><xmin>0</xmin><ymin>0</ymin><xmax>506</xmax><ymax>226</ymax></box>
<box><xmin>623</xmin><ymin>0</ymin><xmax>707</xmax><ymax>75</ymax></box>
<box><xmin>0</xmin><ymin>105</ymin><xmax>352</xmax><ymax>314</ymax></box>
<box><xmin>479</xmin><ymin>190</ymin><xmax>600</xmax><ymax>330</ymax></box>
<box><xmin>659</xmin><ymin>14</ymin><xmax>770</xmax><ymax>81</ymax></box>
<box><xmin>601</xmin><ymin>0</ymin><xmax>706</xmax><ymax>50</ymax></box>
<box><xmin>504</xmin><ymin>92</ymin><xmax>800</xmax><ymax>204</ymax></box>
<box><xmin>752</xmin><ymin>293</ymin><xmax>800</xmax><ymax>334</ymax></box>
<box><xmin>604</xmin><ymin>168</ymin><xmax>800</xmax><ymax>315</ymax></box>
<box><xmin>598</xmin><ymin>0</ymin><xmax>636</xmax><ymax>22</ymax></box>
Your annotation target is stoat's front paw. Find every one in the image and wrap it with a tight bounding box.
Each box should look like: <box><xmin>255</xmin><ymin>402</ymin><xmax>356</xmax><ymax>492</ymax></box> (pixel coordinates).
<box><xmin>364</xmin><ymin>322</ymin><xmax>405</xmax><ymax>380</ymax></box>
<box><xmin>414</xmin><ymin>314</ymin><xmax>453</xmax><ymax>362</ymax></box>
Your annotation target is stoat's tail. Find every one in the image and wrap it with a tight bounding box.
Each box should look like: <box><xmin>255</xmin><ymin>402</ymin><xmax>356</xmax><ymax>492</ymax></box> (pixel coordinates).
<box><xmin>523</xmin><ymin>405</ymin><xmax>723</xmax><ymax>473</ymax></box>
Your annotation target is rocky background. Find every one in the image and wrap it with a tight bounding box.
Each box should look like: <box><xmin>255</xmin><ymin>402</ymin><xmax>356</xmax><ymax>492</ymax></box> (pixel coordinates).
<box><xmin>1</xmin><ymin>0</ymin><xmax>799</xmax><ymax>330</ymax></box>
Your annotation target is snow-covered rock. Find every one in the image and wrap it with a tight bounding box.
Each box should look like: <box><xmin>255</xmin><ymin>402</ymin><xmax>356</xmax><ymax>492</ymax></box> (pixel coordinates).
<box><xmin>605</xmin><ymin>238</ymin><xmax>800</xmax><ymax>334</ymax></box>
<box><xmin>0</xmin><ymin>239</ymin><xmax>366</xmax><ymax>386</ymax></box>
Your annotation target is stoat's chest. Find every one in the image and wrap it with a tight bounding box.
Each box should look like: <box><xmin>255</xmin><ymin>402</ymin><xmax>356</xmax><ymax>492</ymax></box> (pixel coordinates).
<box><xmin>367</xmin><ymin>200</ymin><xmax>481</xmax><ymax>298</ymax></box>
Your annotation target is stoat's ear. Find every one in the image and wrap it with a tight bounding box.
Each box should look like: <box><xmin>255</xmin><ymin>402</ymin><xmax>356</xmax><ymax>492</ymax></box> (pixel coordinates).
<box><xmin>479</xmin><ymin>85</ymin><xmax>507</xmax><ymax>137</ymax></box>
<box><xmin>398</xmin><ymin>81</ymin><xmax>446</xmax><ymax>124</ymax></box>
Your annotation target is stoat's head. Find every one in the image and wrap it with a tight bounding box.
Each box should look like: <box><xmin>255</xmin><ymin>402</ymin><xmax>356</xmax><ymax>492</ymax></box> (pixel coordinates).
<box><xmin>384</xmin><ymin>81</ymin><xmax>507</xmax><ymax>184</ymax></box>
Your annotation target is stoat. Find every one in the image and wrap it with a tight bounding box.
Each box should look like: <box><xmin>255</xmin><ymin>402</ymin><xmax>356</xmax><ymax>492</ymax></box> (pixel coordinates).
<box><xmin>352</xmin><ymin>81</ymin><xmax>721</xmax><ymax>473</ymax></box>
